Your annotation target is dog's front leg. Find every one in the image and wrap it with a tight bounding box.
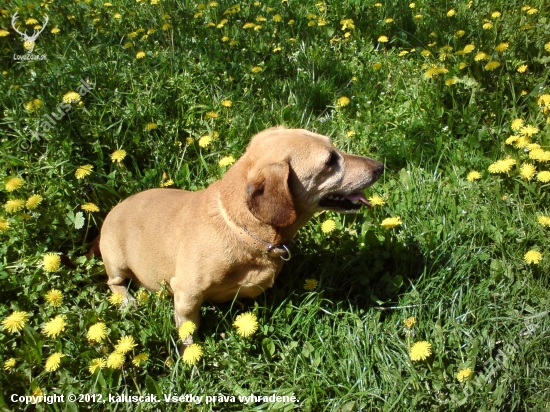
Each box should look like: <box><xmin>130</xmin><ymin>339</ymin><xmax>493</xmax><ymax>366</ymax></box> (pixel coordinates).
<box><xmin>170</xmin><ymin>275</ymin><xmax>203</xmax><ymax>352</ymax></box>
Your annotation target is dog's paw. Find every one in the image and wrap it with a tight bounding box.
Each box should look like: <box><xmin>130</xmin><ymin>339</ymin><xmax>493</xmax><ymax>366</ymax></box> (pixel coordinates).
<box><xmin>121</xmin><ymin>295</ymin><xmax>137</xmax><ymax>308</ymax></box>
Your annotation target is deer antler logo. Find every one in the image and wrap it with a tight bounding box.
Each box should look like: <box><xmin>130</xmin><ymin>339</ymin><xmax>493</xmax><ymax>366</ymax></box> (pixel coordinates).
<box><xmin>11</xmin><ymin>12</ymin><xmax>49</xmax><ymax>53</ymax></box>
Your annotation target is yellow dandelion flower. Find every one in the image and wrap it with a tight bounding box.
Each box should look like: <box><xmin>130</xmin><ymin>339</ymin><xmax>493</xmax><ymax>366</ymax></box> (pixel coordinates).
<box><xmin>198</xmin><ymin>135</ymin><xmax>212</xmax><ymax>148</ymax></box>
<box><xmin>385</xmin><ymin>18</ymin><xmax>394</xmax><ymax>23</ymax></box>
<box><xmin>0</xmin><ymin>217</ymin><xmax>10</xmax><ymax>232</ymax></box>
<box><xmin>336</xmin><ymin>96</ymin><xmax>351</xmax><ymax>108</ymax></box>
<box><xmin>369</xmin><ymin>195</ymin><xmax>386</xmax><ymax>206</ymax></box>
<box><xmin>26</xmin><ymin>194</ymin><xmax>43</xmax><ymax>210</ymax></box>
<box><xmin>514</xmin><ymin>136</ymin><xmax>530</xmax><ymax>148</ymax></box>
<box><xmin>409</xmin><ymin>341</ymin><xmax>432</xmax><ymax>361</ymax></box>
<box><xmin>537</xmin><ymin>171</ymin><xmax>550</xmax><ymax>183</ymax></box>
<box><xmin>75</xmin><ymin>164</ymin><xmax>93</xmax><ymax>179</ymax></box>
<box><xmin>178</xmin><ymin>321</ymin><xmax>197</xmax><ymax>341</ymax></box>
<box><xmin>4</xmin><ymin>199</ymin><xmax>25</xmax><ymax>213</ymax></box>
<box><xmin>517</xmin><ymin>65</ymin><xmax>528</xmax><ymax>73</ymax></box>
<box><xmin>45</xmin><ymin>353</ymin><xmax>64</xmax><ymax>372</ymax></box>
<box><xmin>524</xmin><ymin>250</ymin><xmax>542</xmax><ymax>264</ymax></box>
<box><xmin>88</xmin><ymin>358</ymin><xmax>106</xmax><ymax>374</ymax></box>
<box><xmin>160</xmin><ymin>179</ymin><xmax>174</xmax><ymax>187</ymax></box>
<box><xmin>537</xmin><ymin>216</ymin><xmax>550</xmax><ymax>227</ymax></box>
<box><xmin>132</xmin><ymin>353</ymin><xmax>149</xmax><ymax>367</ymax></box>
<box><xmin>82</xmin><ymin>203</ymin><xmax>100</xmax><ymax>212</ymax></box>
<box><xmin>136</xmin><ymin>51</ymin><xmax>146</xmax><ymax>59</ymax></box>
<box><xmin>233</xmin><ymin>312</ymin><xmax>259</xmax><ymax>338</ymax></box>
<box><xmin>145</xmin><ymin>123</ymin><xmax>158</xmax><ymax>131</ymax></box>
<box><xmin>87</xmin><ymin>322</ymin><xmax>108</xmax><ymax>343</ymax></box>
<box><xmin>373</xmin><ymin>62</ymin><xmax>382</xmax><ymax>70</ymax></box>
<box><xmin>446</xmin><ymin>9</ymin><xmax>455</xmax><ymax>17</ymax></box>
<box><xmin>26</xmin><ymin>18</ymin><xmax>39</xmax><ymax>25</ymax></box>
<box><xmin>51</xmin><ymin>27</ymin><xmax>60</xmax><ymax>34</ymax></box>
<box><xmin>538</xmin><ymin>94</ymin><xmax>550</xmax><ymax>114</ymax></box>
<box><xmin>114</xmin><ymin>335</ymin><xmax>137</xmax><ymax>354</ymax></box>
<box><xmin>111</xmin><ymin>149</ymin><xmax>127</xmax><ymax>163</ymax></box>
<box><xmin>45</xmin><ymin>289</ymin><xmax>63</xmax><ymax>307</ymax></box>
<box><xmin>321</xmin><ymin>219</ymin><xmax>337</xmax><ymax>233</ymax></box>
<box><xmin>527</xmin><ymin>8</ymin><xmax>538</xmax><ymax>15</ymax></box>
<box><xmin>219</xmin><ymin>156</ymin><xmax>235</xmax><ymax>167</ymax></box>
<box><xmin>482</xmin><ymin>22</ymin><xmax>493</xmax><ymax>30</ymax></box>
<box><xmin>251</xmin><ymin>66</ymin><xmax>263</xmax><ymax>73</ymax></box>
<box><xmin>495</xmin><ymin>43</ymin><xmax>509</xmax><ymax>52</ymax></box>
<box><xmin>182</xmin><ymin>343</ymin><xmax>203</xmax><ymax>365</ymax></box>
<box><xmin>404</xmin><ymin>316</ymin><xmax>416</xmax><ymax>329</ymax></box>
<box><xmin>221</xmin><ymin>100</ymin><xmax>232</xmax><ymax>108</ymax></box>
<box><xmin>484</xmin><ymin>61</ymin><xmax>501</xmax><ymax>71</ymax></box>
<box><xmin>445</xmin><ymin>78</ymin><xmax>458</xmax><ymax>86</ymax></box>
<box><xmin>488</xmin><ymin>157</ymin><xmax>516</xmax><ymax>173</ymax></box>
<box><xmin>304</xmin><ymin>279</ymin><xmax>318</xmax><ymax>291</ymax></box>
<box><xmin>1</xmin><ymin>311</ymin><xmax>31</xmax><ymax>333</ymax></box>
<box><xmin>409</xmin><ymin>3</ymin><xmax>415</xmax><ymax>8</ymax></box>
<box><xmin>491</xmin><ymin>11</ymin><xmax>501</xmax><ymax>18</ymax></box>
<box><xmin>24</xmin><ymin>99</ymin><xmax>43</xmax><ymax>111</ymax></box>
<box><xmin>42</xmin><ymin>315</ymin><xmax>66</xmax><ymax>338</ymax></box>
<box><xmin>340</xmin><ymin>19</ymin><xmax>355</xmax><ymax>30</ymax></box>
<box><xmin>474</xmin><ymin>52</ymin><xmax>489</xmax><ymax>61</ymax></box>
<box><xmin>43</xmin><ymin>253</ymin><xmax>61</xmax><ymax>272</ymax></box>
<box><xmin>520</xmin><ymin>125</ymin><xmax>539</xmax><ymax>137</ymax></box>
<box><xmin>3</xmin><ymin>358</ymin><xmax>16</xmax><ymax>370</ymax></box>
<box><xmin>520</xmin><ymin>163</ymin><xmax>536</xmax><ymax>180</ymax></box>
<box><xmin>505</xmin><ymin>135</ymin><xmax>519</xmax><ymax>145</ymax></box>
<box><xmin>5</xmin><ymin>177</ymin><xmax>24</xmax><ymax>192</ymax></box>
<box><xmin>378</xmin><ymin>35</ymin><xmax>389</xmax><ymax>43</ymax></box>
<box><xmin>62</xmin><ymin>92</ymin><xmax>81</xmax><ymax>104</ymax></box>
<box><xmin>109</xmin><ymin>292</ymin><xmax>125</xmax><ymax>305</ymax></box>
<box><xmin>380</xmin><ymin>217</ymin><xmax>402</xmax><ymax>229</ymax></box>
<box><xmin>457</xmin><ymin>367</ymin><xmax>473</xmax><ymax>382</ymax></box>
<box><xmin>106</xmin><ymin>352</ymin><xmax>125</xmax><ymax>369</ymax></box>
<box><xmin>511</xmin><ymin>118</ymin><xmax>524</xmax><ymax>131</ymax></box>
<box><xmin>135</xmin><ymin>289</ymin><xmax>149</xmax><ymax>305</ymax></box>
<box><xmin>463</xmin><ymin>44</ymin><xmax>475</xmax><ymax>53</ymax></box>
<box><xmin>530</xmin><ymin>149</ymin><xmax>550</xmax><ymax>162</ymax></box>
<box><xmin>455</xmin><ymin>30</ymin><xmax>465</xmax><ymax>38</ymax></box>
<box><xmin>526</xmin><ymin>143</ymin><xmax>541</xmax><ymax>151</ymax></box>
<box><xmin>0</xmin><ymin>29</ymin><xmax>10</xmax><ymax>37</ymax></box>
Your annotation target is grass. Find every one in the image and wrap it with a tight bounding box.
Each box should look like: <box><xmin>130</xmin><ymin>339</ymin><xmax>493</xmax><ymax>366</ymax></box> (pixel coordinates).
<box><xmin>1</xmin><ymin>0</ymin><xmax>550</xmax><ymax>410</ymax></box>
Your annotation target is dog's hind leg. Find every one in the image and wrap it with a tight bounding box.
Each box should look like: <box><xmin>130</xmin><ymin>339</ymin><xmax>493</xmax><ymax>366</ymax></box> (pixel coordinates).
<box><xmin>103</xmin><ymin>258</ymin><xmax>136</xmax><ymax>306</ymax></box>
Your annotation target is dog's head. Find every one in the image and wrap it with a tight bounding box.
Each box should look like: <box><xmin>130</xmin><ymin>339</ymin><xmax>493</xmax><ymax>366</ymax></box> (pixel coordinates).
<box><xmin>241</xmin><ymin>127</ymin><xmax>384</xmax><ymax>228</ymax></box>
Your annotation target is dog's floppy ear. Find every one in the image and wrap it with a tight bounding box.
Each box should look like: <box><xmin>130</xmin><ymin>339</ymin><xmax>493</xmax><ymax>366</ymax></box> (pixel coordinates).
<box><xmin>246</xmin><ymin>162</ymin><xmax>297</xmax><ymax>227</ymax></box>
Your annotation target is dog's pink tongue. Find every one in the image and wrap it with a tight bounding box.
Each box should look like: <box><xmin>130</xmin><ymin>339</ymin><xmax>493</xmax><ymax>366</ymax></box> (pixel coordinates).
<box><xmin>345</xmin><ymin>193</ymin><xmax>372</xmax><ymax>208</ymax></box>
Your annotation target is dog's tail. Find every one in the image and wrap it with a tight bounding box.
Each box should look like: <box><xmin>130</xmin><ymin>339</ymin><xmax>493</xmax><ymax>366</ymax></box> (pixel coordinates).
<box><xmin>85</xmin><ymin>235</ymin><xmax>101</xmax><ymax>259</ymax></box>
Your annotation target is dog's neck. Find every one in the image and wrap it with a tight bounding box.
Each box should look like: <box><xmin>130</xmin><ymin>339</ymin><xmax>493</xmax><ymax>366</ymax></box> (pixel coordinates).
<box><xmin>216</xmin><ymin>184</ymin><xmax>310</xmax><ymax>253</ymax></box>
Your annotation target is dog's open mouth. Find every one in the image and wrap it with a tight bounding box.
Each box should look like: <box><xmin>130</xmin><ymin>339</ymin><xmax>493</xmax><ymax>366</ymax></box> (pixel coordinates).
<box><xmin>318</xmin><ymin>192</ymin><xmax>372</xmax><ymax>211</ymax></box>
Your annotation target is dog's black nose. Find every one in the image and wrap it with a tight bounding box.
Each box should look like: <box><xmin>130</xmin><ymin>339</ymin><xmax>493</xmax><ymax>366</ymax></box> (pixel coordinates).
<box><xmin>374</xmin><ymin>162</ymin><xmax>385</xmax><ymax>178</ymax></box>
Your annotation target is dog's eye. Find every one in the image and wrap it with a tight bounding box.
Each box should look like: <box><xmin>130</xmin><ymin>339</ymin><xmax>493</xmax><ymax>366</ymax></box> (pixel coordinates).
<box><xmin>325</xmin><ymin>152</ymin><xmax>338</xmax><ymax>168</ymax></box>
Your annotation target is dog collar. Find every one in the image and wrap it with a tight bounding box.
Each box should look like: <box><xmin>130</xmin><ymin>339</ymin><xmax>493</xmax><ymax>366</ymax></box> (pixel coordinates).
<box><xmin>217</xmin><ymin>196</ymin><xmax>292</xmax><ymax>261</ymax></box>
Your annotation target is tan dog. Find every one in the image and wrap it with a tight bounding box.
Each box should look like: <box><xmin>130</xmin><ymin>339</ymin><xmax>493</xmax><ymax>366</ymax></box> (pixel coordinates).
<box><xmin>99</xmin><ymin>127</ymin><xmax>383</xmax><ymax>338</ymax></box>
